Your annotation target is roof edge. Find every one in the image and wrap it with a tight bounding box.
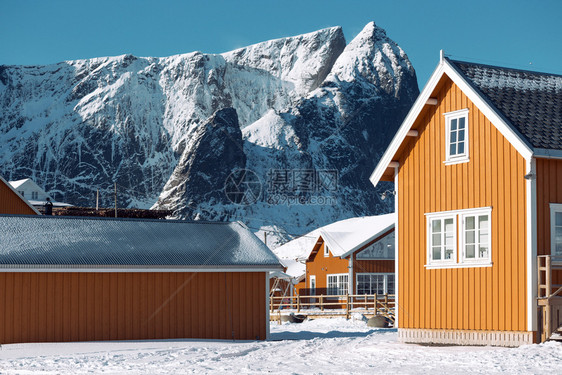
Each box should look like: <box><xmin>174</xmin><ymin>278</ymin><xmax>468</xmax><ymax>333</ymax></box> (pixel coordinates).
<box><xmin>0</xmin><ymin>264</ymin><xmax>284</xmax><ymax>272</ymax></box>
<box><xmin>0</xmin><ymin>176</ymin><xmax>41</xmax><ymax>215</ymax></box>
<box><xmin>339</xmin><ymin>223</ymin><xmax>395</xmax><ymax>259</ymax></box>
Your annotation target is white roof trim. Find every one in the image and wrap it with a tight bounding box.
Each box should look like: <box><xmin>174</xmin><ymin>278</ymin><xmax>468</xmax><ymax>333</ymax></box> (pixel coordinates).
<box><xmin>317</xmin><ymin>223</ymin><xmax>395</xmax><ymax>259</ymax></box>
<box><xmin>370</xmin><ymin>58</ymin><xmax>534</xmax><ymax>187</ymax></box>
<box><xmin>338</xmin><ymin>223</ymin><xmax>394</xmax><ymax>259</ymax></box>
<box><xmin>0</xmin><ymin>175</ymin><xmax>41</xmax><ymax>215</ymax></box>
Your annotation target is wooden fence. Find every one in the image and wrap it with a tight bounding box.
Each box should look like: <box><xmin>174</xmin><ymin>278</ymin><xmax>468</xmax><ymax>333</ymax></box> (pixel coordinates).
<box><xmin>270</xmin><ymin>293</ymin><xmax>395</xmax><ymax>322</ymax></box>
<box><xmin>538</xmin><ymin>255</ymin><xmax>562</xmax><ymax>342</ymax></box>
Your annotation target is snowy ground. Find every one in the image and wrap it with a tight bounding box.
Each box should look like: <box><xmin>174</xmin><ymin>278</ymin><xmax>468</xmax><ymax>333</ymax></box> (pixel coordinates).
<box><xmin>0</xmin><ymin>318</ymin><xmax>561</xmax><ymax>374</ymax></box>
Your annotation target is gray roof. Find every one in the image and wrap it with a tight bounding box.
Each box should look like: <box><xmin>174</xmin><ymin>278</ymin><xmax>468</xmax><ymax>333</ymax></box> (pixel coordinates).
<box><xmin>449</xmin><ymin>59</ymin><xmax>562</xmax><ymax>151</ymax></box>
<box><xmin>0</xmin><ymin>215</ymin><xmax>282</xmax><ymax>270</ymax></box>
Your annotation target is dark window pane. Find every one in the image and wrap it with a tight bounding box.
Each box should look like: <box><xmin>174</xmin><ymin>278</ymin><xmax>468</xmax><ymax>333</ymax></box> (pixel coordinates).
<box><xmin>458</xmin><ymin>142</ymin><xmax>464</xmax><ymax>154</ymax></box>
<box><xmin>458</xmin><ymin>117</ymin><xmax>465</xmax><ymax>129</ymax></box>
<box><xmin>451</xmin><ymin>119</ymin><xmax>457</xmax><ymax>131</ymax></box>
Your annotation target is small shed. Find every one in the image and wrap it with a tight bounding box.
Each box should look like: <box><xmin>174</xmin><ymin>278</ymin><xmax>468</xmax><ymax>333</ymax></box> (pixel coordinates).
<box><xmin>0</xmin><ymin>175</ymin><xmax>39</xmax><ymax>215</ymax></box>
<box><xmin>0</xmin><ymin>215</ymin><xmax>283</xmax><ymax>344</ymax></box>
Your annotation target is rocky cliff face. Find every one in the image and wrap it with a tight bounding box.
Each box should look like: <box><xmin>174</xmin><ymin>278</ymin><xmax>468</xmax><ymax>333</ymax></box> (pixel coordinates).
<box><xmin>0</xmin><ymin>22</ymin><xmax>418</xmax><ymax>244</ymax></box>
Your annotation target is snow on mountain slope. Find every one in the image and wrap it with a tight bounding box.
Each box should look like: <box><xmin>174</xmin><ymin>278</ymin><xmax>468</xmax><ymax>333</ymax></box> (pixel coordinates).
<box><xmin>0</xmin><ymin>22</ymin><xmax>418</xmax><ymax>243</ymax></box>
<box><xmin>0</xmin><ymin>26</ymin><xmax>346</xmax><ymax>209</ymax></box>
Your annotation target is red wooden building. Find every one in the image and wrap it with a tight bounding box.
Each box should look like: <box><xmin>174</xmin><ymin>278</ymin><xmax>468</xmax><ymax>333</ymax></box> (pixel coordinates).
<box><xmin>0</xmin><ymin>215</ymin><xmax>282</xmax><ymax>344</ymax></box>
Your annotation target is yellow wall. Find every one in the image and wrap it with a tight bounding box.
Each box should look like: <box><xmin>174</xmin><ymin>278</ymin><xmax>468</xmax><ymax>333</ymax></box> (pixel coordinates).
<box><xmin>398</xmin><ymin>76</ymin><xmax>528</xmax><ymax>332</ymax></box>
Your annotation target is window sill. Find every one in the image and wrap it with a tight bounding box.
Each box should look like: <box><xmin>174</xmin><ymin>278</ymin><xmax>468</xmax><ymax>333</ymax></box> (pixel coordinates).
<box><xmin>425</xmin><ymin>262</ymin><xmax>493</xmax><ymax>269</ymax></box>
<box><xmin>443</xmin><ymin>157</ymin><xmax>470</xmax><ymax>166</ymax></box>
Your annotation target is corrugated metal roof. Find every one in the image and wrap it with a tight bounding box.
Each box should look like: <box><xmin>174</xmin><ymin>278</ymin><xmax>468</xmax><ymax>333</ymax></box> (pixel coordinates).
<box><xmin>0</xmin><ymin>215</ymin><xmax>282</xmax><ymax>270</ymax></box>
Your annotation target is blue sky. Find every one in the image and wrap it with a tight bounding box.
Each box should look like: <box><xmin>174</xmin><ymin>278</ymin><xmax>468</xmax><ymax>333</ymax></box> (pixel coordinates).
<box><xmin>1</xmin><ymin>0</ymin><xmax>561</xmax><ymax>87</ymax></box>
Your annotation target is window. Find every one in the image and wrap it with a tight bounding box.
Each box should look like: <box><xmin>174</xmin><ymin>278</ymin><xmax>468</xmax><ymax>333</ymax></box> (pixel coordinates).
<box><xmin>309</xmin><ymin>275</ymin><xmax>316</xmax><ymax>294</ymax></box>
<box><xmin>460</xmin><ymin>211</ymin><xmax>491</xmax><ymax>263</ymax></box>
<box><xmin>19</xmin><ymin>191</ymin><xmax>24</xmax><ymax>197</ymax></box>
<box><xmin>356</xmin><ymin>273</ymin><xmax>394</xmax><ymax>295</ymax></box>
<box><xmin>426</xmin><ymin>207</ymin><xmax>492</xmax><ymax>268</ymax></box>
<box><xmin>327</xmin><ymin>274</ymin><xmax>348</xmax><ymax>295</ymax></box>
<box><xmin>551</xmin><ymin>204</ymin><xmax>562</xmax><ymax>256</ymax></box>
<box><xmin>444</xmin><ymin>109</ymin><xmax>469</xmax><ymax>164</ymax></box>
<box><xmin>31</xmin><ymin>191</ymin><xmax>38</xmax><ymax>200</ymax></box>
<box><xmin>356</xmin><ymin>231</ymin><xmax>395</xmax><ymax>260</ymax></box>
<box><xmin>324</xmin><ymin>244</ymin><xmax>330</xmax><ymax>257</ymax></box>
<box><xmin>427</xmin><ymin>215</ymin><xmax>456</xmax><ymax>264</ymax></box>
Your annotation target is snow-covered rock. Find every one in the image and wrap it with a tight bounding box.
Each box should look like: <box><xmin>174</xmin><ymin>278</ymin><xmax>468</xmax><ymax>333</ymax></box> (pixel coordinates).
<box><xmin>0</xmin><ymin>22</ymin><xmax>418</xmax><ymax>242</ymax></box>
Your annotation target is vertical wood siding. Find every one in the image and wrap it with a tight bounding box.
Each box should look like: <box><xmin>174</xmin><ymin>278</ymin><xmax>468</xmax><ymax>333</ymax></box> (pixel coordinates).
<box><xmin>306</xmin><ymin>242</ymin><xmax>349</xmax><ymax>292</ymax></box>
<box><xmin>0</xmin><ymin>272</ymin><xmax>266</xmax><ymax>344</ymax></box>
<box><xmin>0</xmin><ymin>180</ymin><xmax>37</xmax><ymax>215</ymax></box>
<box><xmin>536</xmin><ymin>158</ymin><xmax>562</xmax><ymax>285</ymax></box>
<box><xmin>398</xmin><ymin>77</ymin><xmax>528</xmax><ymax>332</ymax></box>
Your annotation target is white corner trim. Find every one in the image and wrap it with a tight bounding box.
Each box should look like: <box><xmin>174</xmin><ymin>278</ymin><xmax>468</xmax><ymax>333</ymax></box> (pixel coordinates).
<box><xmin>526</xmin><ymin>158</ymin><xmax>537</xmax><ymax>332</ymax></box>
<box><xmin>394</xmin><ymin>165</ymin><xmax>399</xmax><ymax>328</ymax></box>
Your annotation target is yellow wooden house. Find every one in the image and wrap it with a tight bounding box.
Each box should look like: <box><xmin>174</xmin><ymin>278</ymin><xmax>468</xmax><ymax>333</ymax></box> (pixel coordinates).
<box><xmin>370</xmin><ymin>52</ymin><xmax>562</xmax><ymax>346</ymax></box>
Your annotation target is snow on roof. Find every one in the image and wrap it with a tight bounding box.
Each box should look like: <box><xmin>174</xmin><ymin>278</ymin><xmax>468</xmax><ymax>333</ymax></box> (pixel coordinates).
<box><xmin>8</xmin><ymin>178</ymin><xmax>30</xmax><ymax>189</ymax></box>
<box><xmin>279</xmin><ymin>258</ymin><xmax>306</xmax><ymax>280</ymax></box>
<box><xmin>273</xmin><ymin>213</ymin><xmax>395</xmax><ymax>263</ymax></box>
<box><xmin>0</xmin><ymin>215</ymin><xmax>283</xmax><ymax>271</ymax></box>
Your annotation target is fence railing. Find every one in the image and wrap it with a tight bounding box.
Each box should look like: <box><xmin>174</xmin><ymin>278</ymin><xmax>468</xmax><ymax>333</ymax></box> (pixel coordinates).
<box><xmin>270</xmin><ymin>293</ymin><xmax>395</xmax><ymax>322</ymax></box>
<box><xmin>537</xmin><ymin>255</ymin><xmax>562</xmax><ymax>342</ymax></box>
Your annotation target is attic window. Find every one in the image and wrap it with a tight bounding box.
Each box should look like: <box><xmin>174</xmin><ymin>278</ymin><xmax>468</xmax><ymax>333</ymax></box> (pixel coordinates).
<box><xmin>32</xmin><ymin>191</ymin><xmax>38</xmax><ymax>200</ymax></box>
<box><xmin>444</xmin><ymin>109</ymin><xmax>469</xmax><ymax>165</ymax></box>
<box><xmin>324</xmin><ymin>245</ymin><xmax>330</xmax><ymax>257</ymax></box>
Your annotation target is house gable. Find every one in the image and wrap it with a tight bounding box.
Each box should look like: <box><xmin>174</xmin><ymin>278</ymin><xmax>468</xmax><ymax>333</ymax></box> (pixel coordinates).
<box><xmin>0</xmin><ymin>176</ymin><xmax>40</xmax><ymax>215</ymax></box>
<box><xmin>370</xmin><ymin>56</ymin><xmax>533</xmax><ymax>186</ymax></box>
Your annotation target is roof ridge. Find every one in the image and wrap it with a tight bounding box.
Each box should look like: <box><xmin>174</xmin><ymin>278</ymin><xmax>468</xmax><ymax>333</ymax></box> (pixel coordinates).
<box><xmin>447</xmin><ymin>57</ymin><xmax>562</xmax><ymax>79</ymax></box>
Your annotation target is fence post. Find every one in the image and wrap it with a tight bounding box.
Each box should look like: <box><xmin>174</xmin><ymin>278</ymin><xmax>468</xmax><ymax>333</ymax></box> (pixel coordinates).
<box><xmin>346</xmin><ymin>293</ymin><xmax>350</xmax><ymax>319</ymax></box>
<box><xmin>320</xmin><ymin>295</ymin><xmax>324</xmax><ymax>311</ymax></box>
<box><xmin>297</xmin><ymin>294</ymin><xmax>301</xmax><ymax>313</ymax></box>
<box><xmin>374</xmin><ymin>293</ymin><xmax>377</xmax><ymax>314</ymax></box>
<box><xmin>385</xmin><ymin>293</ymin><xmax>389</xmax><ymax>315</ymax></box>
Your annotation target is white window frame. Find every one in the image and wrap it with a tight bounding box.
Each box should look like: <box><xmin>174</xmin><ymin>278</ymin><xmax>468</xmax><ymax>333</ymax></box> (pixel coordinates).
<box><xmin>550</xmin><ymin>203</ymin><xmax>562</xmax><ymax>256</ymax></box>
<box><xmin>326</xmin><ymin>273</ymin><xmax>348</xmax><ymax>295</ymax></box>
<box><xmin>356</xmin><ymin>273</ymin><xmax>395</xmax><ymax>295</ymax></box>
<box><xmin>426</xmin><ymin>213</ymin><xmax>457</xmax><ymax>266</ymax></box>
<box><xmin>459</xmin><ymin>208</ymin><xmax>492</xmax><ymax>265</ymax></box>
<box><xmin>444</xmin><ymin>108</ymin><xmax>469</xmax><ymax>165</ymax></box>
<box><xmin>31</xmin><ymin>191</ymin><xmax>38</xmax><ymax>200</ymax></box>
<box><xmin>324</xmin><ymin>244</ymin><xmax>329</xmax><ymax>257</ymax></box>
<box><xmin>425</xmin><ymin>207</ymin><xmax>493</xmax><ymax>269</ymax></box>
<box><xmin>309</xmin><ymin>275</ymin><xmax>316</xmax><ymax>294</ymax></box>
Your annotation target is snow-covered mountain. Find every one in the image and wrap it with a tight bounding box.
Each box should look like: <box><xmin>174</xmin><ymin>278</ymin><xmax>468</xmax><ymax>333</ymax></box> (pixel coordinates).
<box><xmin>0</xmin><ymin>22</ymin><xmax>418</xmax><ymax>244</ymax></box>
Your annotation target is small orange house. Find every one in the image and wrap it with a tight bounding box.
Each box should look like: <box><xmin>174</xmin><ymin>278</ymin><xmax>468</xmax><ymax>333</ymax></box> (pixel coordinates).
<box><xmin>0</xmin><ymin>175</ymin><xmax>40</xmax><ymax>215</ymax></box>
<box><xmin>0</xmin><ymin>215</ymin><xmax>282</xmax><ymax>344</ymax></box>
<box><xmin>275</xmin><ymin>215</ymin><xmax>395</xmax><ymax>298</ymax></box>
<box><xmin>370</xmin><ymin>53</ymin><xmax>562</xmax><ymax>346</ymax></box>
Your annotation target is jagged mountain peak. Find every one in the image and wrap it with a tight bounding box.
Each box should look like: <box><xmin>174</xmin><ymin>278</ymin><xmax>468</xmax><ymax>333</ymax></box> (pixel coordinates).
<box><xmin>325</xmin><ymin>21</ymin><xmax>415</xmax><ymax>98</ymax></box>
